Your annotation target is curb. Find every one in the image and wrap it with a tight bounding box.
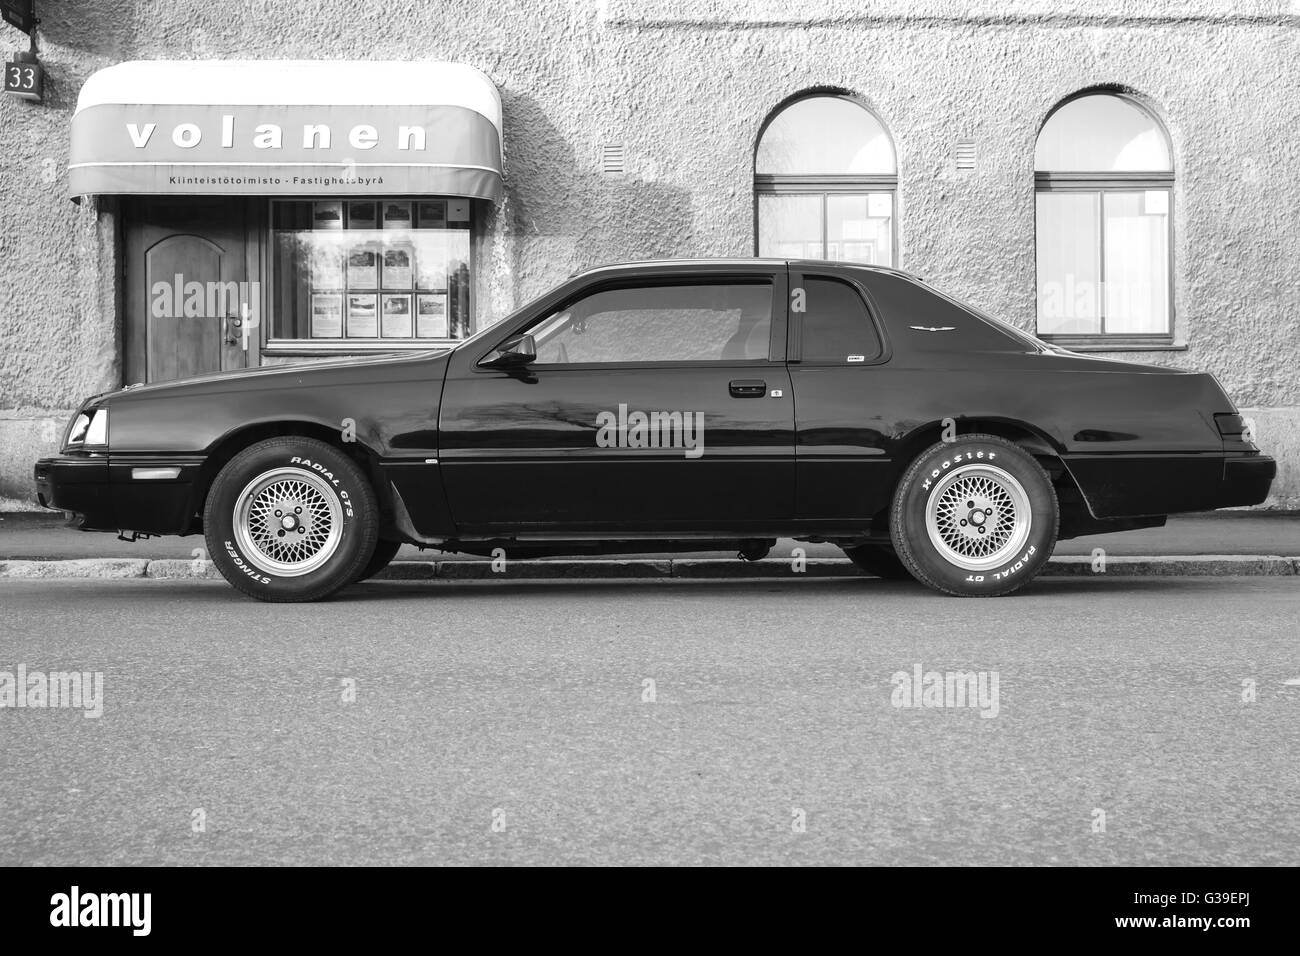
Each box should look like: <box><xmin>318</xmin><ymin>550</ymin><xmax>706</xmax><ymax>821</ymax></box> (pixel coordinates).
<box><xmin>1040</xmin><ymin>555</ymin><xmax>1296</xmax><ymax>577</ymax></box>
<box><xmin>0</xmin><ymin>555</ymin><xmax>1296</xmax><ymax>580</ymax></box>
<box><xmin>0</xmin><ymin>558</ymin><xmax>150</xmax><ymax>579</ymax></box>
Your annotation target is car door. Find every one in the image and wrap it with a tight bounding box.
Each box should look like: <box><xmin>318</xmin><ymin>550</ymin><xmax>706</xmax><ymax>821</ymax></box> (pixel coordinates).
<box><xmin>438</xmin><ymin>265</ymin><xmax>794</xmax><ymax>535</ymax></box>
<box><xmin>788</xmin><ymin>267</ymin><xmax>896</xmax><ymax>522</ymax></box>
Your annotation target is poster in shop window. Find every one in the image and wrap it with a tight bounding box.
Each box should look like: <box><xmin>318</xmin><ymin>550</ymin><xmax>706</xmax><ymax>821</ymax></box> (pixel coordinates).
<box><xmin>382</xmin><ymin>295</ymin><xmax>414</xmax><ymax>338</ymax></box>
<box><xmin>312</xmin><ymin>201</ymin><xmax>343</xmax><ymax>230</ymax></box>
<box><xmin>382</xmin><ymin>201</ymin><xmax>412</xmax><ymax>230</ymax></box>
<box><xmin>417</xmin><ymin>293</ymin><xmax>448</xmax><ymax>338</ymax></box>
<box><xmin>309</xmin><ymin>238</ymin><xmax>344</xmax><ymax>289</ymax></box>
<box><xmin>310</xmin><ymin>294</ymin><xmax>343</xmax><ymax>338</ymax></box>
<box><xmin>416</xmin><ymin>201</ymin><xmax>445</xmax><ymax>228</ymax></box>
<box><xmin>382</xmin><ymin>243</ymin><xmax>413</xmax><ymax>289</ymax></box>
<box><xmin>346</xmin><ymin>294</ymin><xmax>378</xmax><ymax>338</ymax></box>
<box><xmin>346</xmin><ymin>246</ymin><xmax>379</xmax><ymax>289</ymax></box>
<box><xmin>348</xmin><ymin>201</ymin><xmax>377</xmax><ymax>229</ymax></box>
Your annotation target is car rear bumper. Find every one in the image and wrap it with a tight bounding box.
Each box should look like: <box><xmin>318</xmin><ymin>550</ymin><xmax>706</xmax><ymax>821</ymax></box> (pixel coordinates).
<box><xmin>1221</xmin><ymin>454</ymin><xmax>1278</xmax><ymax>508</ymax></box>
<box><xmin>1063</xmin><ymin>452</ymin><xmax>1277</xmax><ymax>518</ymax></box>
<box><xmin>34</xmin><ymin>454</ymin><xmax>203</xmax><ymax>534</ymax></box>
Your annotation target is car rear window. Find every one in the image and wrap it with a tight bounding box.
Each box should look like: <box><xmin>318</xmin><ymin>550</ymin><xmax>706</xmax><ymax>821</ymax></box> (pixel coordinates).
<box><xmin>860</xmin><ymin>271</ymin><xmax>1039</xmax><ymax>352</ymax></box>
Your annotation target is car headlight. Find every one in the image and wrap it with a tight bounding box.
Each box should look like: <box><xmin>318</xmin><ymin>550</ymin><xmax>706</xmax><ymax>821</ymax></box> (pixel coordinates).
<box><xmin>64</xmin><ymin>407</ymin><xmax>109</xmax><ymax>450</ymax></box>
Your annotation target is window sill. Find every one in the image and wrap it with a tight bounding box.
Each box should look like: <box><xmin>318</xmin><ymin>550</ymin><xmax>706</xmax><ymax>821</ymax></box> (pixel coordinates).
<box><xmin>263</xmin><ymin>339</ymin><xmax>459</xmax><ymax>356</ymax></box>
<box><xmin>1040</xmin><ymin>337</ymin><xmax>1186</xmax><ymax>353</ymax></box>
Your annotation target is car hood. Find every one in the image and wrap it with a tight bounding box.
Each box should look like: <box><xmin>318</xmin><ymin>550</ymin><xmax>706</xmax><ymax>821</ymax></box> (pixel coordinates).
<box><xmin>91</xmin><ymin>349</ymin><xmax>452</xmax><ymax>406</ymax></box>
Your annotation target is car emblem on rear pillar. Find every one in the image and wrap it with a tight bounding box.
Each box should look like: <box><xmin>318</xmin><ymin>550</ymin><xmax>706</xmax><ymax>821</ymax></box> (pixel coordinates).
<box><xmin>910</xmin><ymin>325</ymin><xmax>956</xmax><ymax>332</ymax></box>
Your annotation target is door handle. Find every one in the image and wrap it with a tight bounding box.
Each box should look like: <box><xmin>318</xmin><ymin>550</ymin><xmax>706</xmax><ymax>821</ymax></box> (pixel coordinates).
<box><xmin>226</xmin><ymin>310</ymin><xmax>257</xmax><ymax>350</ymax></box>
<box><xmin>729</xmin><ymin>379</ymin><xmax>766</xmax><ymax>398</ymax></box>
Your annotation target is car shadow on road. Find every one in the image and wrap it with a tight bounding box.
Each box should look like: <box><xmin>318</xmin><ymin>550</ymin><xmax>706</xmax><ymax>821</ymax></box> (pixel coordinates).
<box><xmin>334</xmin><ymin>575</ymin><xmax>1210</xmax><ymax>603</ymax></box>
<box><xmin>338</xmin><ymin>577</ymin><xmax>899</xmax><ymax>602</ymax></box>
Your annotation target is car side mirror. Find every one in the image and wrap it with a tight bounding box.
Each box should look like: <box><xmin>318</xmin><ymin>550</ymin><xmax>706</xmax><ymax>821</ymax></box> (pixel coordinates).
<box><xmin>483</xmin><ymin>333</ymin><xmax>537</xmax><ymax>368</ymax></box>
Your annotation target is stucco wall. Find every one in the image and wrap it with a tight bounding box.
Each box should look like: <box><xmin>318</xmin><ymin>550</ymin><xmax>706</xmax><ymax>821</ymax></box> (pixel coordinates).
<box><xmin>1</xmin><ymin>0</ymin><xmax>1297</xmax><ymax>506</ymax></box>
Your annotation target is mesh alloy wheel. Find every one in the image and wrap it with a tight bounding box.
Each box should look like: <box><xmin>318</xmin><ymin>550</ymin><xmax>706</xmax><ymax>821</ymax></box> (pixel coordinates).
<box><xmin>923</xmin><ymin>463</ymin><xmax>1031</xmax><ymax>572</ymax></box>
<box><xmin>205</xmin><ymin>436</ymin><xmax>378</xmax><ymax>602</ymax></box>
<box><xmin>232</xmin><ymin>467</ymin><xmax>344</xmax><ymax>577</ymax></box>
<box><xmin>890</xmin><ymin>434</ymin><xmax>1058</xmax><ymax>597</ymax></box>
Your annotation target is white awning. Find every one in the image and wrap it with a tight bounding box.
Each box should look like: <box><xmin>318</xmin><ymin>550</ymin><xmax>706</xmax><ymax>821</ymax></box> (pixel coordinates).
<box><xmin>70</xmin><ymin>61</ymin><xmax>504</xmax><ymax>200</ymax></box>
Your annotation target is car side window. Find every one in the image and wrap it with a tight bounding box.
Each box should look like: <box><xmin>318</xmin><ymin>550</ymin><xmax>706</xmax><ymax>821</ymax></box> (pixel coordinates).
<box><xmin>799</xmin><ymin>276</ymin><xmax>882</xmax><ymax>364</ymax></box>
<box><xmin>529</xmin><ymin>282</ymin><xmax>773</xmax><ymax>365</ymax></box>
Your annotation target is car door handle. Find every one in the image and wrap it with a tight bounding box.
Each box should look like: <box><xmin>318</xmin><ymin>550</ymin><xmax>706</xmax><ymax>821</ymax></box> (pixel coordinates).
<box><xmin>729</xmin><ymin>379</ymin><xmax>766</xmax><ymax>398</ymax></box>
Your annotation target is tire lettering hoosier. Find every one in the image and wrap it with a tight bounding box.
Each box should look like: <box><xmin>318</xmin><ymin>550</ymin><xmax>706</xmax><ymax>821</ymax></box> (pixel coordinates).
<box><xmin>921</xmin><ymin>449</ymin><xmax>993</xmax><ymax>492</ymax></box>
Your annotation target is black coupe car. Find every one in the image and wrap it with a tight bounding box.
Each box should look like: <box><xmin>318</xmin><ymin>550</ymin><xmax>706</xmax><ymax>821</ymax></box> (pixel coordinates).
<box><xmin>35</xmin><ymin>259</ymin><xmax>1275</xmax><ymax>601</ymax></box>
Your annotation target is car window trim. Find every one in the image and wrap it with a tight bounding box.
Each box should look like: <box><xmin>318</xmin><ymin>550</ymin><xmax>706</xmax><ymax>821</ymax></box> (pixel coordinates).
<box><xmin>521</xmin><ymin>358</ymin><xmax>778</xmax><ymax>372</ymax></box>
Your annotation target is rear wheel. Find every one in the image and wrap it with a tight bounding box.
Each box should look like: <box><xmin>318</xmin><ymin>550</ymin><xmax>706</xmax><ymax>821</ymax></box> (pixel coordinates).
<box><xmin>842</xmin><ymin>542</ymin><xmax>912</xmax><ymax>580</ymax></box>
<box><xmin>204</xmin><ymin>437</ymin><xmax>378</xmax><ymax>602</ymax></box>
<box><xmin>890</xmin><ymin>434</ymin><xmax>1057</xmax><ymax>597</ymax></box>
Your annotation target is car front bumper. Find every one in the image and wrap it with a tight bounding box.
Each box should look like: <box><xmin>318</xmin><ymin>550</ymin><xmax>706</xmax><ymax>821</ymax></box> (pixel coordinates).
<box><xmin>34</xmin><ymin>454</ymin><xmax>204</xmax><ymax>534</ymax></box>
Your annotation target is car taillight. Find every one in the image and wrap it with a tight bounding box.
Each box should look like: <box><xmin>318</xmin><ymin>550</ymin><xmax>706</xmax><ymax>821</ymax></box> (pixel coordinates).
<box><xmin>1214</xmin><ymin>413</ymin><xmax>1246</xmax><ymax>437</ymax></box>
<box><xmin>1215</xmin><ymin>412</ymin><xmax>1258</xmax><ymax>451</ymax></box>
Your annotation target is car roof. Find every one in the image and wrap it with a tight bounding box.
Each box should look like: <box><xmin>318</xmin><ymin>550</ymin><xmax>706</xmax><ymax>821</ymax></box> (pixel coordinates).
<box><xmin>570</xmin><ymin>258</ymin><xmax>924</xmax><ymax>282</ymax></box>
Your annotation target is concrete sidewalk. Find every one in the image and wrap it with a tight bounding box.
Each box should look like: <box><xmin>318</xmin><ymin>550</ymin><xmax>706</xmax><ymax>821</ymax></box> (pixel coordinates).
<box><xmin>1</xmin><ymin>510</ymin><xmax>1297</xmax><ymax>580</ymax></box>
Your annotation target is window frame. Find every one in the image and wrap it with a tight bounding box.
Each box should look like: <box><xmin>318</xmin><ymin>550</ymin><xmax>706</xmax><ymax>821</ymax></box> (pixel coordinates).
<box><xmin>1033</xmin><ymin>94</ymin><xmax>1177</xmax><ymax>350</ymax></box>
<box><xmin>261</xmin><ymin>195</ymin><xmax>477</xmax><ymax>356</ymax></box>
<box><xmin>485</xmin><ymin>274</ymin><xmax>789</xmax><ymax>371</ymax></box>
<box><xmin>753</xmin><ymin>95</ymin><xmax>899</xmax><ymax>267</ymax></box>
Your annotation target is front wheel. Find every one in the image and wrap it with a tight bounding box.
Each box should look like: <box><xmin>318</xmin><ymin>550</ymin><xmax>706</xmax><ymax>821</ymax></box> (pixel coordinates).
<box><xmin>204</xmin><ymin>437</ymin><xmax>378</xmax><ymax>602</ymax></box>
<box><xmin>890</xmin><ymin>434</ymin><xmax>1057</xmax><ymax>597</ymax></box>
<box><xmin>355</xmin><ymin>537</ymin><xmax>403</xmax><ymax>583</ymax></box>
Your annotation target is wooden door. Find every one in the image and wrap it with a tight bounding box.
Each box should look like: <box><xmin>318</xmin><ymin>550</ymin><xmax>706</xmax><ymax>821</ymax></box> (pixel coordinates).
<box><xmin>123</xmin><ymin>198</ymin><xmax>261</xmax><ymax>384</ymax></box>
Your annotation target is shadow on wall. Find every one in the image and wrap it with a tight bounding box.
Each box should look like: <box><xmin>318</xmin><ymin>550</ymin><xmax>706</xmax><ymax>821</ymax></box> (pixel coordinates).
<box><xmin>498</xmin><ymin>91</ymin><xmax>696</xmax><ymax>297</ymax></box>
<box><xmin>35</xmin><ymin>0</ymin><xmax>137</xmax><ymax>89</ymax></box>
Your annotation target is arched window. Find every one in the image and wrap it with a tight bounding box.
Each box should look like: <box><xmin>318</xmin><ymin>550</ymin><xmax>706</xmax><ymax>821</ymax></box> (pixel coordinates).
<box><xmin>1035</xmin><ymin>92</ymin><xmax>1173</xmax><ymax>342</ymax></box>
<box><xmin>755</xmin><ymin>94</ymin><xmax>897</xmax><ymax>265</ymax></box>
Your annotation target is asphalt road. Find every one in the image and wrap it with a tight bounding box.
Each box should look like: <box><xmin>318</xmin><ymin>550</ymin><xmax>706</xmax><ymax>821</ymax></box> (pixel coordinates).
<box><xmin>1</xmin><ymin>575</ymin><xmax>1298</xmax><ymax>866</ymax></box>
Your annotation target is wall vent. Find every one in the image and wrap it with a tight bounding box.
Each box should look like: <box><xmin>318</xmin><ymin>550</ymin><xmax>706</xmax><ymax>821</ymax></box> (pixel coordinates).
<box><xmin>601</xmin><ymin>144</ymin><xmax>626</xmax><ymax>175</ymax></box>
<box><xmin>955</xmin><ymin>140</ymin><xmax>977</xmax><ymax>172</ymax></box>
